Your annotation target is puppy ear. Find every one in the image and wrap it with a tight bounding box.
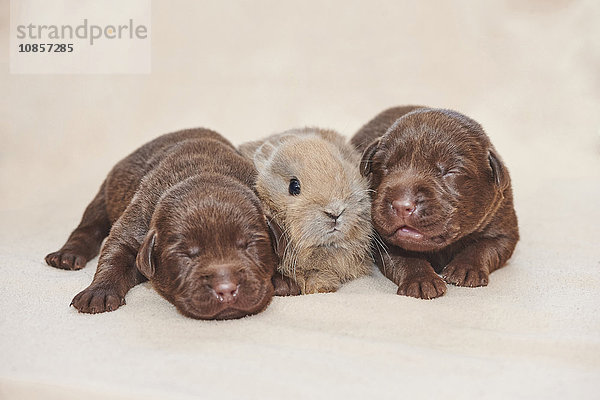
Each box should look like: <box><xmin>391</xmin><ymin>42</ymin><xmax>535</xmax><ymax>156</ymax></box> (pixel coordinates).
<box><xmin>266</xmin><ymin>217</ymin><xmax>287</xmax><ymax>261</ymax></box>
<box><xmin>360</xmin><ymin>138</ymin><xmax>381</xmax><ymax>176</ymax></box>
<box><xmin>136</xmin><ymin>229</ymin><xmax>157</xmax><ymax>279</ymax></box>
<box><xmin>488</xmin><ymin>149</ymin><xmax>509</xmax><ymax>190</ymax></box>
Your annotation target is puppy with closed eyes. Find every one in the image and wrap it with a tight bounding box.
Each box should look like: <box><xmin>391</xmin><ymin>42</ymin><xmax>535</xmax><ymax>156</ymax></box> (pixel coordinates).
<box><xmin>352</xmin><ymin>106</ymin><xmax>519</xmax><ymax>299</ymax></box>
<box><xmin>45</xmin><ymin>129</ymin><xmax>278</xmax><ymax>319</ymax></box>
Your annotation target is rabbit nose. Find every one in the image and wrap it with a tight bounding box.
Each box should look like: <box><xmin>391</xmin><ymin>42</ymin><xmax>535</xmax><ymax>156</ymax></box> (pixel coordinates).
<box><xmin>325</xmin><ymin>209</ymin><xmax>345</xmax><ymax>222</ymax></box>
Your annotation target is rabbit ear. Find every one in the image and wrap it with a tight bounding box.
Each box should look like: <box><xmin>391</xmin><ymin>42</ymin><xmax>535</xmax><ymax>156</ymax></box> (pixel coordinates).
<box><xmin>136</xmin><ymin>229</ymin><xmax>157</xmax><ymax>279</ymax></box>
<box><xmin>360</xmin><ymin>138</ymin><xmax>381</xmax><ymax>176</ymax></box>
<box><xmin>253</xmin><ymin>141</ymin><xmax>277</xmax><ymax>170</ymax></box>
<box><xmin>266</xmin><ymin>217</ymin><xmax>287</xmax><ymax>261</ymax></box>
<box><xmin>238</xmin><ymin>139</ymin><xmax>264</xmax><ymax>160</ymax></box>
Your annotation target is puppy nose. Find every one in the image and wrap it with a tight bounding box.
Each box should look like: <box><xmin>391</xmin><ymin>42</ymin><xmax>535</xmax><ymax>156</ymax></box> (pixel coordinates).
<box><xmin>209</xmin><ymin>265</ymin><xmax>239</xmax><ymax>303</ymax></box>
<box><xmin>213</xmin><ymin>281</ymin><xmax>239</xmax><ymax>303</ymax></box>
<box><xmin>392</xmin><ymin>199</ymin><xmax>416</xmax><ymax>217</ymax></box>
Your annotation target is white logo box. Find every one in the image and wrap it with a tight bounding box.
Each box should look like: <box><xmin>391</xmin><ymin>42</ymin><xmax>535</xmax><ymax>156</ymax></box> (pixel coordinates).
<box><xmin>10</xmin><ymin>0</ymin><xmax>151</xmax><ymax>74</ymax></box>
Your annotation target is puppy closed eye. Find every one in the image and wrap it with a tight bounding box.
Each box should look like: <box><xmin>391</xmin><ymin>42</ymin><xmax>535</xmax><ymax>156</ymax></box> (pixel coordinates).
<box><xmin>236</xmin><ymin>236</ymin><xmax>265</xmax><ymax>250</ymax></box>
<box><xmin>236</xmin><ymin>238</ymin><xmax>251</xmax><ymax>249</ymax></box>
<box><xmin>187</xmin><ymin>246</ymin><xmax>201</xmax><ymax>258</ymax></box>
<box><xmin>444</xmin><ymin>169</ymin><xmax>462</xmax><ymax>177</ymax></box>
<box><xmin>437</xmin><ymin>164</ymin><xmax>461</xmax><ymax>177</ymax></box>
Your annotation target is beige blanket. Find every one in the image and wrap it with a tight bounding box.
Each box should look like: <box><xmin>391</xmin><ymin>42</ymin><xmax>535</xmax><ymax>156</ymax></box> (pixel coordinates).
<box><xmin>1</xmin><ymin>1</ymin><xmax>599</xmax><ymax>399</ymax></box>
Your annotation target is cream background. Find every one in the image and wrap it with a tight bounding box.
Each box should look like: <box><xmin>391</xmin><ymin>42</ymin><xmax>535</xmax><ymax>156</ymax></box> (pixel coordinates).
<box><xmin>1</xmin><ymin>1</ymin><xmax>599</xmax><ymax>399</ymax></box>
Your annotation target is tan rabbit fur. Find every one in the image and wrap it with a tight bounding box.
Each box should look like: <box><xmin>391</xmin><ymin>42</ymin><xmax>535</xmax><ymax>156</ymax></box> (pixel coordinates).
<box><xmin>239</xmin><ymin>128</ymin><xmax>372</xmax><ymax>294</ymax></box>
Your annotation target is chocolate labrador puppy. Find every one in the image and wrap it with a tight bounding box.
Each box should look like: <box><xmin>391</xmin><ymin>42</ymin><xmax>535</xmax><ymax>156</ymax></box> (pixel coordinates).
<box><xmin>352</xmin><ymin>106</ymin><xmax>519</xmax><ymax>299</ymax></box>
<box><xmin>45</xmin><ymin>129</ymin><xmax>279</xmax><ymax>319</ymax></box>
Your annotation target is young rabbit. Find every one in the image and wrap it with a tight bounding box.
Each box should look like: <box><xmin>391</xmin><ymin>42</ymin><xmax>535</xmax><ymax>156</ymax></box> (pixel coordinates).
<box><xmin>239</xmin><ymin>128</ymin><xmax>372</xmax><ymax>294</ymax></box>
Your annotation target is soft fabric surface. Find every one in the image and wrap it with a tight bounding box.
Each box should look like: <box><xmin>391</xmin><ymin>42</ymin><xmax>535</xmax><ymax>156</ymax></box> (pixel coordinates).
<box><xmin>1</xmin><ymin>1</ymin><xmax>599</xmax><ymax>399</ymax></box>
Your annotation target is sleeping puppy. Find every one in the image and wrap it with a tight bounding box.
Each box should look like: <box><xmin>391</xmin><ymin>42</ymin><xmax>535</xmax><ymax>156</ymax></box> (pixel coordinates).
<box><xmin>45</xmin><ymin>129</ymin><xmax>277</xmax><ymax>319</ymax></box>
<box><xmin>352</xmin><ymin>106</ymin><xmax>519</xmax><ymax>299</ymax></box>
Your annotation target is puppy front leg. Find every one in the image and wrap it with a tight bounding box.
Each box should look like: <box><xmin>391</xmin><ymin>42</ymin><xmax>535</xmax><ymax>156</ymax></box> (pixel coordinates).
<box><xmin>71</xmin><ymin>236</ymin><xmax>146</xmax><ymax>314</ymax></box>
<box><xmin>442</xmin><ymin>234</ymin><xmax>517</xmax><ymax>287</ymax></box>
<box><xmin>374</xmin><ymin>246</ymin><xmax>446</xmax><ymax>299</ymax></box>
<box><xmin>71</xmin><ymin>206</ymin><xmax>148</xmax><ymax>314</ymax></box>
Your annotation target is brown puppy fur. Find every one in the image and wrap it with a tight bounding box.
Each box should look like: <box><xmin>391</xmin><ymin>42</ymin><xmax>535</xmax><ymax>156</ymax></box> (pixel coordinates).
<box><xmin>352</xmin><ymin>106</ymin><xmax>519</xmax><ymax>299</ymax></box>
<box><xmin>45</xmin><ymin>129</ymin><xmax>278</xmax><ymax>319</ymax></box>
<box><xmin>239</xmin><ymin>128</ymin><xmax>373</xmax><ymax>294</ymax></box>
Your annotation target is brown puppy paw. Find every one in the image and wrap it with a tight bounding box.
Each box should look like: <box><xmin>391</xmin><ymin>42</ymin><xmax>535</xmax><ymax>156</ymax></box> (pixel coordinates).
<box><xmin>442</xmin><ymin>264</ymin><xmax>489</xmax><ymax>287</ymax></box>
<box><xmin>272</xmin><ymin>273</ymin><xmax>301</xmax><ymax>296</ymax></box>
<box><xmin>71</xmin><ymin>285</ymin><xmax>126</xmax><ymax>314</ymax></box>
<box><xmin>397</xmin><ymin>274</ymin><xmax>447</xmax><ymax>299</ymax></box>
<box><xmin>45</xmin><ymin>250</ymin><xmax>88</xmax><ymax>270</ymax></box>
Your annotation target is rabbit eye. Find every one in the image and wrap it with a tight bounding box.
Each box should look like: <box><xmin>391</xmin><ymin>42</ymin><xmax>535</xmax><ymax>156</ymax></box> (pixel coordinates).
<box><xmin>288</xmin><ymin>178</ymin><xmax>301</xmax><ymax>196</ymax></box>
